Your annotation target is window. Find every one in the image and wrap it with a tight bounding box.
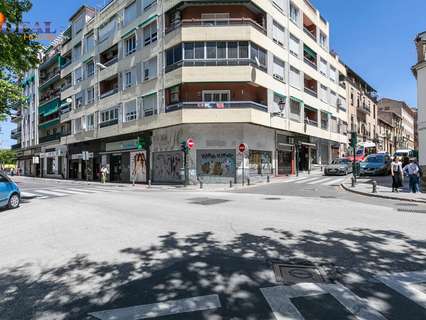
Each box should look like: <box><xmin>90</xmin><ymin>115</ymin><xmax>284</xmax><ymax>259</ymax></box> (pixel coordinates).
<box><xmin>319</xmin><ymin>31</ymin><xmax>327</xmax><ymax>48</ymax></box>
<box><xmin>289</xmin><ymin>66</ymin><xmax>300</xmax><ymax>89</ymax></box>
<box><xmin>250</xmin><ymin>43</ymin><xmax>267</xmax><ymax>69</ymax></box>
<box><xmin>273</xmin><ymin>93</ymin><xmax>286</xmax><ymax>114</ymax></box>
<box><xmin>166</xmin><ymin>44</ymin><xmax>182</xmax><ymax>66</ymax></box>
<box><xmin>98</xmin><ymin>17</ymin><xmax>116</xmax><ymax>44</ymax></box>
<box><xmin>272</xmin><ymin>21</ymin><xmax>285</xmax><ymax>47</ymax></box>
<box><xmin>273</xmin><ymin>0</ymin><xmax>285</xmax><ymax>11</ymax></box>
<box><xmin>206</xmin><ymin>42</ymin><xmax>216</xmax><ymax>59</ymax></box>
<box><xmin>239</xmin><ymin>41</ymin><xmax>249</xmax><ymax>59</ymax></box>
<box><xmin>217</xmin><ymin>42</ymin><xmax>226</xmax><ymax>59</ymax></box>
<box><xmin>86</xmin><ymin>113</ymin><xmax>95</xmax><ymax>130</ymax></box>
<box><xmin>87</xmin><ymin>86</ymin><xmax>95</xmax><ymax>104</ymax></box>
<box><xmin>142</xmin><ymin>93</ymin><xmax>157</xmax><ymax>116</ymax></box>
<box><xmin>84</xmin><ymin>33</ymin><xmax>95</xmax><ymax>54</ymax></box>
<box><xmin>75</xmin><ymin>91</ymin><xmax>84</xmax><ymax>109</ymax></box>
<box><xmin>100</xmin><ymin>108</ymin><xmax>119</xmax><ymax>123</ymax></box>
<box><xmin>169</xmin><ymin>86</ymin><xmax>180</xmax><ymax>103</ymax></box>
<box><xmin>320</xmin><ymin>85</ymin><xmax>328</xmax><ymax>102</ymax></box>
<box><xmin>289</xmin><ymin>34</ymin><xmax>300</xmax><ymax>57</ymax></box>
<box><xmin>194</xmin><ymin>42</ymin><xmax>205</xmax><ymax>59</ymax></box>
<box><xmin>124</xmin><ymin>1</ymin><xmax>137</xmax><ymax>26</ymax></box>
<box><xmin>124</xmin><ymin>70</ymin><xmax>133</xmax><ymax>88</ymax></box>
<box><xmin>228</xmin><ymin>42</ymin><xmax>237</xmax><ymax>59</ymax></box>
<box><xmin>143</xmin><ymin>57</ymin><xmax>157</xmax><ymax>81</ymax></box>
<box><xmin>329</xmin><ymin>90</ymin><xmax>337</xmax><ymax>107</ymax></box>
<box><xmin>143</xmin><ymin>0</ymin><xmax>156</xmax><ymax>11</ymax></box>
<box><xmin>319</xmin><ymin>58</ymin><xmax>328</xmax><ymax>76</ymax></box>
<box><xmin>290</xmin><ymin>99</ymin><xmax>301</xmax><ymax>119</ymax></box>
<box><xmin>321</xmin><ymin>112</ymin><xmax>329</xmax><ymax>130</ymax></box>
<box><xmin>74</xmin><ymin>67</ymin><xmax>82</xmax><ymax>84</ymax></box>
<box><xmin>290</xmin><ymin>2</ymin><xmax>299</xmax><ymax>24</ymax></box>
<box><xmin>273</xmin><ymin>56</ymin><xmax>285</xmax><ymax>82</ymax></box>
<box><xmin>124</xmin><ymin>99</ymin><xmax>137</xmax><ymax>121</ymax></box>
<box><xmin>73</xmin><ymin>42</ymin><xmax>81</xmax><ymax>61</ymax></box>
<box><xmin>86</xmin><ymin>60</ymin><xmax>95</xmax><ymax>78</ymax></box>
<box><xmin>143</xmin><ymin>20</ymin><xmax>157</xmax><ymax>46</ymax></box>
<box><xmin>202</xmin><ymin>90</ymin><xmax>230</xmax><ymax>102</ymax></box>
<box><xmin>125</xmin><ymin>34</ymin><xmax>136</xmax><ymax>56</ymax></box>
<box><xmin>184</xmin><ymin>43</ymin><xmax>194</xmax><ymax>59</ymax></box>
<box><xmin>329</xmin><ymin>66</ymin><xmax>337</xmax><ymax>83</ymax></box>
<box><xmin>74</xmin><ymin>117</ymin><xmax>82</xmax><ymax>133</ymax></box>
<box><xmin>73</xmin><ymin>15</ymin><xmax>84</xmax><ymax>35</ymax></box>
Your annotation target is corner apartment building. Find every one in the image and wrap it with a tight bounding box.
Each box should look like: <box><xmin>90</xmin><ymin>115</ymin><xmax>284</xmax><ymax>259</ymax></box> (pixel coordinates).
<box><xmin>412</xmin><ymin>31</ymin><xmax>426</xmax><ymax>172</ymax></box>
<box><xmin>345</xmin><ymin>65</ymin><xmax>378</xmax><ymax>144</ymax></box>
<box><xmin>16</xmin><ymin>0</ymin><xmax>349</xmax><ymax>183</ymax></box>
<box><xmin>378</xmin><ymin>98</ymin><xmax>416</xmax><ymax>150</ymax></box>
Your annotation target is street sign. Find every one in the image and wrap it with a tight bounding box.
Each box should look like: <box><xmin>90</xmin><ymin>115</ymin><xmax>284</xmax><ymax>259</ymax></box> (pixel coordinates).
<box><xmin>238</xmin><ymin>143</ymin><xmax>247</xmax><ymax>153</ymax></box>
<box><xmin>187</xmin><ymin>138</ymin><xmax>194</xmax><ymax>149</ymax></box>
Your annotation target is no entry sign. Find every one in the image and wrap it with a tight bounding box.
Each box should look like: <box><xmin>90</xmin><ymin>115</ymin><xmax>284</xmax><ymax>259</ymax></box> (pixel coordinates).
<box><xmin>187</xmin><ymin>138</ymin><xmax>194</xmax><ymax>149</ymax></box>
<box><xmin>239</xmin><ymin>143</ymin><xmax>247</xmax><ymax>153</ymax></box>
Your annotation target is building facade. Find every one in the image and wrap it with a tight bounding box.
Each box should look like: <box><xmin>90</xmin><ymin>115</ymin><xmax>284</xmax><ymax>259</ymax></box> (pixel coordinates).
<box><xmin>15</xmin><ymin>0</ymin><xmax>350</xmax><ymax>183</ymax></box>
<box><xmin>345</xmin><ymin>65</ymin><xmax>378</xmax><ymax>145</ymax></box>
<box><xmin>378</xmin><ymin>98</ymin><xmax>415</xmax><ymax>151</ymax></box>
<box><xmin>412</xmin><ymin>31</ymin><xmax>426</xmax><ymax>175</ymax></box>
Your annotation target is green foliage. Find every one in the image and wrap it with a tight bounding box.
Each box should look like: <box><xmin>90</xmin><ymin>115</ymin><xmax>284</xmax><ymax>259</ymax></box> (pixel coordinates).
<box><xmin>0</xmin><ymin>149</ymin><xmax>16</xmax><ymax>164</ymax></box>
<box><xmin>0</xmin><ymin>0</ymin><xmax>42</xmax><ymax>117</ymax></box>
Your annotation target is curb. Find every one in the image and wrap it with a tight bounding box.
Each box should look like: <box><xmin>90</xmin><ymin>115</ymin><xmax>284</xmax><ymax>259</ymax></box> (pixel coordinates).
<box><xmin>340</xmin><ymin>183</ymin><xmax>426</xmax><ymax>204</ymax></box>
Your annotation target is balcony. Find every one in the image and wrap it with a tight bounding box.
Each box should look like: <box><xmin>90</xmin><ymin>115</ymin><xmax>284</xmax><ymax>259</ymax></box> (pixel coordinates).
<box><xmin>39</xmin><ymin>69</ymin><xmax>61</xmax><ymax>89</ymax></box>
<box><xmin>100</xmin><ymin>44</ymin><xmax>118</xmax><ymax>67</ymax></box>
<box><xmin>304</xmin><ymin>106</ymin><xmax>318</xmax><ymax>127</ymax></box>
<box><xmin>303</xmin><ymin>14</ymin><xmax>317</xmax><ymax>41</ymax></box>
<box><xmin>358</xmin><ymin>103</ymin><xmax>371</xmax><ymax>114</ymax></box>
<box><xmin>11</xmin><ymin>143</ymin><xmax>21</xmax><ymax>150</ymax></box>
<box><xmin>99</xmin><ymin>75</ymin><xmax>119</xmax><ymax>99</ymax></box>
<box><xmin>304</xmin><ymin>75</ymin><xmax>318</xmax><ymax>97</ymax></box>
<box><xmin>40</xmin><ymin>49</ymin><xmax>60</xmax><ymax>70</ymax></box>
<box><xmin>303</xmin><ymin>45</ymin><xmax>317</xmax><ymax>70</ymax></box>
<box><xmin>10</xmin><ymin>128</ymin><xmax>21</xmax><ymax>139</ymax></box>
<box><xmin>38</xmin><ymin>117</ymin><xmax>60</xmax><ymax>130</ymax></box>
<box><xmin>99</xmin><ymin>119</ymin><xmax>118</xmax><ymax>128</ymax></box>
<box><xmin>39</xmin><ymin>133</ymin><xmax>62</xmax><ymax>144</ymax></box>
<box><xmin>11</xmin><ymin>112</ymin><xmax>22</xmax><ymax>123</ymax></box>
<box><xmin>39</xmin><ymin>90</ymin><xmax>61</xmax><ymax>108</ymax></box>
<box><xmin>166</xmin><ymin>101</ymin><xmax>268</xmax><ymax>113</ymax></box>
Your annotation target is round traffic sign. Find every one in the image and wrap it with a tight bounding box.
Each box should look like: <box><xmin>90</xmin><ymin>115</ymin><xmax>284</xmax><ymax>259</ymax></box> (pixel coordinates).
<box><xmin>187</xmin><ymin>138</ymin><xmax>194</xmax><ymax>149</ymax></box>
<box><xmin>239</xmin><ymin>143</ymin><xmax>247</xmax><ymax>153</ymax></box>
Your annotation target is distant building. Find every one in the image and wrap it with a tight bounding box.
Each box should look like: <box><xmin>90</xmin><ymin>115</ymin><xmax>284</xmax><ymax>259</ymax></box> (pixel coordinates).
<box><xmin>378</xmin><ymin>98</ymin><xmax>415</xmax><ymax>151</ymax></box>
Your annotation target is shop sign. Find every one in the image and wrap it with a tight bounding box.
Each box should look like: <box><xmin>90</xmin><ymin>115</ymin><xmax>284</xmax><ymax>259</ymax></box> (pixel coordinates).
<box><xmin>71</xmin><ymin>152</ymin><xmax>94</xmax><ymax>160</ymax></box>
<box><xmin>130</xmin><ymin>151</ymin><xmax>147</xmax><ymax>183</ymax></box>
<box><xmin>40</xmin><ymin>150</ymin><xmax>63</xmax><ymax>158</ymax></box>
<box><xmin>32</xmin><ymin>156</ymin><xmax>40</xmax><ymax>164</ymax></box>
<box><xmin>105</xmin><ymin>139</ymin><xmax>138</xmax><ymax>152</ymax></box>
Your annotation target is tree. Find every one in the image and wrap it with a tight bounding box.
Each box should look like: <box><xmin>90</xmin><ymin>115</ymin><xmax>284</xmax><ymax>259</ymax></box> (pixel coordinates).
<box><xmin>0</xmin><ymin>149</ymin><xmax>16</xmax><ymax>164</ymax></box>
<box><xmin>0</xmin><ymin>0</ymin><xmax>42</xmax><ymax>118</ymax></box>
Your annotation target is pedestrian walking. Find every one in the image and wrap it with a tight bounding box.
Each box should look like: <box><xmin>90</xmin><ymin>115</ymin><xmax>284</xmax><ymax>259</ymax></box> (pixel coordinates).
<box><xmin>403</xmin><ymin>158</ymin><xmax>420</xmax><ymax>193</ymax></box>
<box><xmin>391</xmin><ymin>157</ymin><xmax>403</xmax><ymax>192</ymax></box>
<box><xmin>100</xmin><ymin>165</ymin><xmax>109</xmax><ymax>184</ymax></box>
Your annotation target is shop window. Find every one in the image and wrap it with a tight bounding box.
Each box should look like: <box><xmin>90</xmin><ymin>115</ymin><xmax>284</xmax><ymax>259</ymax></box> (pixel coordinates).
<box><xmin>249</xmin><ymin>150</ymin><xmax>273</xmax><ymax>175</ymax></box>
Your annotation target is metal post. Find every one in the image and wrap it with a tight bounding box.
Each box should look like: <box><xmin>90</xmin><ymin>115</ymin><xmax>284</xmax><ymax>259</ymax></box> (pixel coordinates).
<box><xmin>351</xmin><ymin>177</ymin><xmax>356</xmax><ymax>188</ymax></box>
<box><xmin>199</xmin><ymin>180</ymin><xmax>203</xmax><ymax>189</ymax></box>
<box><xmin>148</xmin><ymin>179</ymin><xmax>151</xmax><ymax>188</ymax></box>
<box><xmin>267</xmin><ymin>175</ymin><xmax>270</xmax><ymax>183</ymax></box>
<box><xmin>372</xmin><ymin>181</ymin><xmax>377</xmax><ymax>193</ymax></box>
<box><xmin>242</xmin><ymin>155</ymin><xmax>245</xmax><ymax>186</ymax></box>
<box><xmin>230</xmin><ymin>180</ymin><xmax>233</xmax><ymax>188</ymax></box>
<box><xmin>184</xmin><ymin>150</ymin><xmax>189</xmax><ymax>187</ymax></box>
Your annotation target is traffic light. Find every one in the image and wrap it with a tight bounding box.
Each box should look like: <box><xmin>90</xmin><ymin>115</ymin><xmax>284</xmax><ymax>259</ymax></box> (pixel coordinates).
<box><xmin>137</xmin><ymin>137</ymin><xmax>145</xmax><ymax>150</ymax></box>
<box><xmin>349</xmin><ymin>132</ymin><xmax>357</xmax><ymax>148</ymax></box>
<box><xmin>180</xmin><ymin>141</ymin><xmax>188</xmax><ymax>153</ymax></box>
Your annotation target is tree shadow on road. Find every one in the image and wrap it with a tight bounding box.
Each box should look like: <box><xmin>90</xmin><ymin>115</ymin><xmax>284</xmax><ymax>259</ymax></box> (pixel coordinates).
<box><xmin>0</xmin><ymin>228</ymin><xmax>425</xmax><ymax>319</ymax></box>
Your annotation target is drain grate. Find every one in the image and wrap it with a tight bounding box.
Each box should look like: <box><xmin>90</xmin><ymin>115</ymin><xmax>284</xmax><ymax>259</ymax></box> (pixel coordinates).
<box><xmin>188</xmin><ymin>197</ymin><xmax>230</xmax><ymax>206</ymax></box>
<box><xmin>272</xmin><ymin>262</ymin><xmax>331</xmax><ymax>285</ymax></box>
<box><xmin>264</xmin><ymin>197</ymin><xmax>282</xmax><ymax>200</ymax></box>
<box><xmin>397</xmin><ymin>208</ymin><xmax>426</xmax><ymax>214</ymax></box>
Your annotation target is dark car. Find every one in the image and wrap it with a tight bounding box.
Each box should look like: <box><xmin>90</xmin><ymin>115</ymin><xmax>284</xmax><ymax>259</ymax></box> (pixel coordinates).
<box><xmin>0</xmin><ymin>172</ymin><xmax>21</xmax><ymax>209</ymax></box>
<box><xmin>360</xmin><ymin>154</ymin><xmax>391</xmax><ymax>176</ymax></box>
<box><xmin>324</xmin><ymin>158</ymin><xmax>353</xmax><ymax>176</ymax></box>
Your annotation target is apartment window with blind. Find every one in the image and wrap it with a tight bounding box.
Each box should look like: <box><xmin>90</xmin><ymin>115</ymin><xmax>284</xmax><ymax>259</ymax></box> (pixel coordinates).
<box><xmin>143</xmin><ymin>21</ymin><xmax>157</xmax><ymax>46</ymax></box>
<box><xmin>124</xmin><ymin>70</ymin><xmax>133</xmax><ymax>88</ymax></box>
<box><xmin>73</xmin><ymin>118</ymin><xmax>82</xmax><ymax>133</ymax></box>
<box><xmin>142</xmin><ymin>93</ymin><xmax>157</xmax><ymax>117</ymax></box>
<box><xmin>329</xmin><ymin>90</ymin><xmax>337</xmax><ymax>107</ymax></box>
<box><xmin>84</xmin><ymin>33</ymin><xmax>95</xmax><ymax>54</ymax></box>
<box><xmin>289</xmin><ymin>66</ymin><xmax>301</xmax><ymax>89</ymax></box>
<box><xmin>320</xmin><ymin>85</ymin><xmax>328</xmax><ymax>102</ymax></box>
<box><xmin>273</xmin><ymin>56</ymin><xmax>285</xmax><ymax>82</ymax></box>
<box><xmin>100</xmin><ymin>108</ymin><xmax>119</xmax><ymax>123</ymax></box>
<box><xmin>143</xmin><ymin>57</ymin><xmax>157</xmax><ymax>81</ymax></box>
<box><xmin>289</xmin><ymin>34</ymin><xmax>300</xmax><ymax>58</ymax></box>
<box><xmin>73</xmin><ymin>42</ymin><xmax>81</xmax><ymax>61</ymax></box>
<box><xmin>329</xmin><ymin>66</ymin><xmax>337</xmax><ymax>83</ymax></box>
<box><xmin>73</xmin><ymin>15</ymin><xmax>84</xmax><ymax>35</ymax></box>
<box><xmin>98</xmin><ymin>17</ymin><xmax>116</xmax><ymax>44</ymax></box>
<box><xmin>86</xmin><ymin>60</ymin><xmax>95</xmax><ymax>78</ymax></box>
<box><xmin>124</xmin><ymin>1</ymin><xmax>137</xmax><ymax>26</ymax></box>
<box><xmin>124</xmin><ymin>99</ymin><xmax>137</xmax><ymax>122</ymax></box>
<box><xmin>74</xmin><ymin>67</ymin><xmax>82</xmax><ymax>84</ymax></box>
<box><xmin>86</xmin><ymin>113</ymin><xmax>95</xmax><ymax>130</ymax></box>
<box><xmin>75</xmin><ymin>91</ymin><xmax>84</xmax><ymax>109</ymax></box>
<box><xmin>272</xmin><ymin>21</ymin><xmax>285</xmax><ymax>47</ymax></box>
<box><xmin>86</xmin><ymin>86</ymin><xmax>95</xmax><ymax>104</ymax></box>
<box><xmin>319</xmin><ymin>58</ymin><xmax>328</xmax><ymax>76</ymax></box>
<box><xmin>290</xmin><ymin>2</ymin><xmax>299</xmax><ymax>24</ymax></box>
<box><xmin>125</xmin><ymin>34</ymin><xmax>137</xmax><ymax>56</ymax></box>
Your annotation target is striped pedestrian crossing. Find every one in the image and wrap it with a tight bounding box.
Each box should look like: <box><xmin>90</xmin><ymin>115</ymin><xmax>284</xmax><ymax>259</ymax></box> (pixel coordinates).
<box><xmin>21</xmin><ymin>186</ymin><xmax>122</xmax><ymax>200</ymax></box>
<box><xmin>286</xmin><ymin>175</ymin><xmax>348</xmax><ymax>187</ymax></box>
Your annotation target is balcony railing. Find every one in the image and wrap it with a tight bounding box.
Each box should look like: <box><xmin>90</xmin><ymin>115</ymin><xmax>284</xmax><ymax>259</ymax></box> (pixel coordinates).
<box><xmin>99</xmin><ymin>119</ymin><xmax>119</xmax><ymax>128</ymax></box>
<box><xmin>102</xmin><ymin>56</ymin><xmax>118</xmax><ymax>67</ymax></box>
<box><xmin>99</xmin><ymin>87</ymin><xmax>118</xmax><ymax>99</ymax></box>
<box><xmin>303</xmin><ymin>27</ymin><xmax>316</xmax><ymax>41</ymax></box>
<box><xmin>304</xmin><ymin>87</ymin><xmax>318</xmax><ymax>97</ymax></box>
<box><xmin>166</xmin><ymin>58</ymin><xmax>267</xmax><ymax>73</ymax></box>
<box><xmin>166</xmin><ymin>17</ymin><xmax>266</xmax><ymax>35</ymax></box>
<box><xmin>60</xmin><ymin>59</ymin><xmax>72</xmax><ymax>69</ymax></box>
<box><xmin>39</xmin><ymin>133</ymin><xmax>62</xmax><ymax>144</ymax></box>
<box><xmin>39</xmin><ymin>70</ymin><xmax>61</xmax><ymax>88</ymax></box>
<box><xmin>166</xmin><ymin>101</ymin><xmax>268</xmax><ymax>113</ymax></box>
<box><xmin>305</xmin><ymin>118</ymin><xmax>318</xmax><ymax>127</ymax></box>
<box><xmin>303</xmin><ymin>57</ymin><xmax>317</xmax><ymax>70</ymax></box>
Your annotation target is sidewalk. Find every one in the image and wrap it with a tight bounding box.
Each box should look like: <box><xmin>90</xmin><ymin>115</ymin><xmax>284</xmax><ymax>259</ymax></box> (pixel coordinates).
<box><xmin>341</xmin><ymin>178</ymin><xmax>426</xmax><ymax>203</ymax></box>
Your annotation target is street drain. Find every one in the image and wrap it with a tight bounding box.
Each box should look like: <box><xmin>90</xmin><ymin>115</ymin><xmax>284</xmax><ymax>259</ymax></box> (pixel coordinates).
<box><xmin>188</xmin><ymin>198</ymin><xmax>230</xmax><ymax>206</ymax></box>
<box><xmin>264</xmin><ymin>197</ymin><xmax>281</xmax><ymax>200</ymax></box>
<box><xmin>397</xmin><ymin>208</ymin><xmax>426</xmax><ymax>214</ymax></box>
<box><xmin>272</xmin><ymin>262</ymin><xmax>331</xmax><ymax>285</ymax></box>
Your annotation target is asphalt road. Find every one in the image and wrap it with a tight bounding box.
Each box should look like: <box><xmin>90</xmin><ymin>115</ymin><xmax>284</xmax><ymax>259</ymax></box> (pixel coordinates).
<box><xmin>0</xmin><ymin>176</ymin><xmax>425</xmax><ymax>320</ymax></box>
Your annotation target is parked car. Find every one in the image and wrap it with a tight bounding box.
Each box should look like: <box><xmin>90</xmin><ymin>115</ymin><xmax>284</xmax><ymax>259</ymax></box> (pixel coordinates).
<box><xmin>324</xmin><ymin>158</ymin><xmax>353</xmax><ymax>176</ymax></box>
<box><xmin>0</xmin><ymin>172</ymin><xmax>21</xmax><ymax>209</ymax></box>
<box><xmin>359</xmin><ymin>154</ymin><xmax>391</xmax><ymax>176</ymax></box>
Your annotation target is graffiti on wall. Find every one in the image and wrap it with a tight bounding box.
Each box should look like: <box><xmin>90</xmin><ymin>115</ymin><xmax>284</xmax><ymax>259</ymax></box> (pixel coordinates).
<box><xmin>130</xmin><ymin>151</ymin><xmax>147</xmax><ymax>183</ymax></box>
<box><xmin>153</xmin><ymin>151</ymin><xmax>183</xmax><ymax>182</ymax></box>
<box><xmin>197</xmin><ymin>149</ymin><xmax>236</xmax><ymax>177</ymax></box>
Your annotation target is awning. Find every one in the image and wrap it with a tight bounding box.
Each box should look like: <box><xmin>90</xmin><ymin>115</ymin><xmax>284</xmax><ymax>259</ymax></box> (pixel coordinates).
<box><xmin>300</xmin><ymin>142</ymin><xmax>317</xmax><ymax>148</ymax></box>
<box><xmin>274</xmin><ymin>92</ymin><xmax>286</xmax><ymax>100</ymax></box>
<box><xmin>138</xmin><ymin>14</ymin><xmax>157</xmax><ymax>28</ymax></box>
<box><xmin>39</xmin><ymin>98</ymin><xmax>60</xmax><ymax>116</ymax></box>
<box><xmin>303</xmin><ymin>45</ymin><xmax>317</xmax><ymax>59</ymax></box>
<box><xmin>304</xmin><ymin>105</ymin><xmax>317</xmax><ymax>112</ymax></box>
<box><xmin>39</xmin><ymin>118</ymin><xmax>60</xmax><ymax>129</ymax></box>
<box><xmin>121</xmin><ymin>27</ymin><xmax>137</xmax><ymax>39</ymax></box>
<box><xmin>290</xmin><ymin>96</ymin><xmax>303</xmax><ymax>104</ymax></box>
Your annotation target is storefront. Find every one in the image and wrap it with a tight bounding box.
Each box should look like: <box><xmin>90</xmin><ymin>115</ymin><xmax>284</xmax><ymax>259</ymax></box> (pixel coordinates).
<box><xmin>152</xmin><ymin>151</ymin><xmax>183</xmax><ymax>183</ymax></box>
<box><xmin>249</xmin><ymin>150</ymin><xmax>273</xmax><ymax>176</ymax></box>
<box><xmin>39</xmin><ymin>145</ymin><xmax>67</xmax><ymax>178</ymax></box>
<box><xmin>197</xmin><ymin>149</ymin><xmax>236</xmax><ymax>182</ymax></box>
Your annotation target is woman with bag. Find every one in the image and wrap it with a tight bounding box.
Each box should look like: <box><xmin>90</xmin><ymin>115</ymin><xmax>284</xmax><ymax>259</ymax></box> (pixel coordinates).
<box><xmin>391</xmin><ymin>157</ymin><xmax>403</xmax><ymax>192</ymax></box>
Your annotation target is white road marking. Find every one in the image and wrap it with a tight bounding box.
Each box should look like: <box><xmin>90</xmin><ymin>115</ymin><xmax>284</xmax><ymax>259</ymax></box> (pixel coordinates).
<box><xmin>295</xmin><ymin>177</ymin><xmax>322</xmax><ymax>184</ymax></box>
<box><xmin>88</xmin><ymin>294</ymin><xmax>221</xmax><ymax>320</ymax></box>
<box><xmin>261</xmin><ymin>282</ymin><xmax>387</xmax><ymax>320</ymax></box>
<box><xmin>282</xmin><ymin>176</ymin><xmax>311</xmax><ymax>183</ymax></box>
<box><xmin>307</xmin><ymin>177</ymin><xmax>334</xmax><ymax>185</ymax></box>
<box><xmin>322</xmin><ymin>178</ymin><xmax>346</xmax><ymax>186</ymax></box>
<box><xmin>52</xmin><ymin>188</ymin><xmax>88</xmax><ymax>194</ymax></box>
<box><xmin>66</xmin><ymin>188</ymin><xmax>98</xmax><ymax>193</ymax></box>
<box><xmin>376</xmin><ymin>270</ymin><xmax>426</xmax><ymax>308</ymax></box>
<box><xmin>35</xmin><ymin>189</ymin><xmax>68</xmax><ymax>197</ymax></box>
<box><xmin>21</xmin><ymin>192</ymin><xmax>38</xmax><ymax>198</ymax></box>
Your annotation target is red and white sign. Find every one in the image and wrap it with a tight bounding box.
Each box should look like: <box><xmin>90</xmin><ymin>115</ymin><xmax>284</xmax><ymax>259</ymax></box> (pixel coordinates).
<box><xmin>187</xmin><ymin>138</ymin><xmax>194</xmax><ymax>149</ymax></box>
<box><xmin>238</xmin><ymin>143</ymin><xmax>248</xmax><ymax>153</ymax></box>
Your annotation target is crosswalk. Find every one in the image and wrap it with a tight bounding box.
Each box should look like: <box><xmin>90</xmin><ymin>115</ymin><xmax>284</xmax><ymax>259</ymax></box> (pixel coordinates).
<box><xmin>21</xmin><ymin>185</ymin><xmax>122</xmax><ymax>200</ymax></box>
<box><xmin>285</xmin><ymin>175</ymin><xmax>348</xmax><ymax>187</ymax></box>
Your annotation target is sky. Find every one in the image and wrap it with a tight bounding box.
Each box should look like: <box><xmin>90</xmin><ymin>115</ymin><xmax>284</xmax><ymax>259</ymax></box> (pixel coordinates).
<box><xmin>1</xmin><ymin>0</ymin><xmax>425</xmax><ymax>148</ymax></box>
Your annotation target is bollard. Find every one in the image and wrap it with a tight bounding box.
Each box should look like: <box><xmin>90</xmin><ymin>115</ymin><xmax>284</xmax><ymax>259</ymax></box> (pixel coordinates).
<box><xmin>267</xmin><ymin>175</ymin><xmax>270</xmax><ymax>183</ymax></box>
<box><xmin>372</xmin><ymin>181</ymin><xmax>377</xmax><ymax>193</ymax></box>
<box><xmin>230</xmin><ymin>180</ymin><xmax>233</xmax><ymax>188</ymax></box>
<box><xmin>199</xmin><ymin>180</ymin><xmax>203</xmax><ymax>189</ymax></box>
<box><xmin>247</xmin><ymin>178</ymin><xmax>250</xmax><ymax>185</ymax></box>
<box><xmin>351</xmin><ymin>177</ymin><xmax>356</xmax><ymax>188</ymax></box>
<box><xmin>148</xmin><ymin>179</ymin><xmax>151</xmax><ymax>188</ymax></box>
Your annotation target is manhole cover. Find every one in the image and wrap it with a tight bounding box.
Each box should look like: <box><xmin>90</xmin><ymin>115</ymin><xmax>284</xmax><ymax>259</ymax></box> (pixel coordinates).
<box><xmin>320</xmin><ymin>196</ymin><xmax>336</xmax><ymax>199</ymax></box>
<box><xmin>189</xmin><ymin>198</ymin><xmax>230</xmax><ymax>206</ymax></box>
<box><xmin>397</xmin><ymin>208</ymin><xmax>426</xmax><ymax>214</ymax></box>
<box><xmin>264</xmin><ymin>197</ymin><xmax>281</xmax><ymax>200</ymax></box>
<box><xmin>272</xmin><ymin>262</ymin><xmax>331</xmax><ymax>285</ymax></box>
